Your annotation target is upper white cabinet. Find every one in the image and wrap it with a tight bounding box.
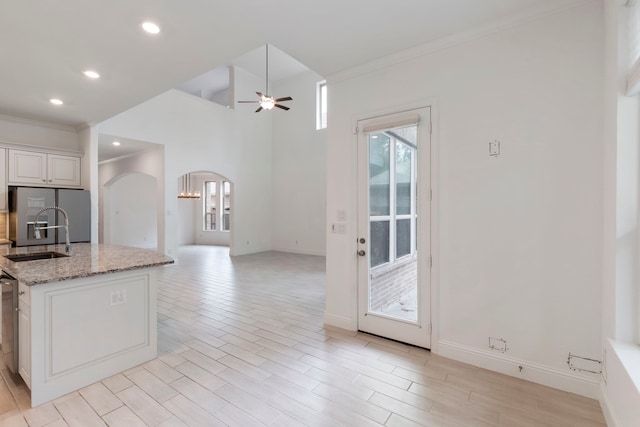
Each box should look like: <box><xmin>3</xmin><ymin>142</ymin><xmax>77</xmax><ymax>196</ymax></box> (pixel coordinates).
<box><xmin>8</xmin><ymin>149</ymin><xmax>81</xmax><ymax>187</ymax></box>
<box><xmin>0</xmin><ymin>148</ymin><xmax>6</xmax><ymax>210</ymax></box>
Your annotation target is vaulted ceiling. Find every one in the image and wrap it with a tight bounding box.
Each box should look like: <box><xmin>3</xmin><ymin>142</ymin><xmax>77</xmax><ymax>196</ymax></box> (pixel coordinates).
<box><xmin>0</xmin><ymin>0</ymin><xmax>586</xmax><ymax>128</ymax></box>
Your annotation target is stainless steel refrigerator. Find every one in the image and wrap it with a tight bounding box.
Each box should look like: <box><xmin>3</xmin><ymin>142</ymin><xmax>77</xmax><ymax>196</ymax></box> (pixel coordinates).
<box><xmin>9</xmin><ymin>186</ymin><xmax>91</xmax><ymax>247</ymax></box>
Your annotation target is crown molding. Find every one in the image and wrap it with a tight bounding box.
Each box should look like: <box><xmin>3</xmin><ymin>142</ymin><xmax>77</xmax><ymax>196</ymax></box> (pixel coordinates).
<box><xmin>328</xmin><ymin>0</ymin><xmax>593</xmax><ymax>84</ymax></box>
<box><xmin>0</xmin><ymin>112</ymin><xmax>78</xmax><ymax>133</ymax></box>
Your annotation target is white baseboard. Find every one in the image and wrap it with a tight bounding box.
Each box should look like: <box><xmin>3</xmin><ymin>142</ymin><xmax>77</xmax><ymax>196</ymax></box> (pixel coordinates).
<box><xmin>437</xmin><ymin>340</ymin><xmax>601</xmax><ymax>399</ymax></box>
<box><xmin>273</xmin><ymin>246</ymin><xmax>326</xmax><ymax>257</ymax></box>
<box><xmin>324</xmin><ymin>313</ymin><xmax>356</xmax><ymax>331</ymax></box>
<box><xmin>599</xmin><ymin>381</ymin><xmax>619</xmax><ymax>427</ymax></box>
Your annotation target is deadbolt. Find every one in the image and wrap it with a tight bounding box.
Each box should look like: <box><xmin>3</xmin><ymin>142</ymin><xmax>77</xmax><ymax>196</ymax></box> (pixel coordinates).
<box><xmin>358</xmin><ymin>250</ymin><xmax>366</xmax><ymax>256</ymax></box>
<box><xmin>359</xmin><ymin>238</ymin><xmax>366</xmax><ymax>244</ymax></box>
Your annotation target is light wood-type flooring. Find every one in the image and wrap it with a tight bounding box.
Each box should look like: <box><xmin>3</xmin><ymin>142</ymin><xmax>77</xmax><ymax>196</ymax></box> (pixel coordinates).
<box><xmin>0</xmin><ymin>245</ymin><xmax>606</xmax><ymax>426</ymax></box>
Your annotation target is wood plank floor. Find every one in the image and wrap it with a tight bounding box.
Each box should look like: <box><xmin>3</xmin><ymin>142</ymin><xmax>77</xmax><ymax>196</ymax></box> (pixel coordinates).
<box><xmin>0</xmin><ymin>245</ymin><xmax>606</xmax><ymax>426</ymax></box>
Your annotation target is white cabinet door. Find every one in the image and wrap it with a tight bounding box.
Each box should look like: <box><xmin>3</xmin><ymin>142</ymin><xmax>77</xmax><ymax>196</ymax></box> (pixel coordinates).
<box><xmin>8</xmin><ymin>150</ymin><xmax>81</xmax><ymax>187</ymax></box>
<box><xmin>0</xmin><ymin>148</ymin><xmax>6</xmax><ymax>210</ymax></box>
<box><xmin>48</xmin><ymin>154</ymin><xmax>81</xmax><ymax>187</ymax></box>
<box><xmin>8</xmin><ymin>150</ymin><xmax>47</xmax><ymax>185</ymax></box>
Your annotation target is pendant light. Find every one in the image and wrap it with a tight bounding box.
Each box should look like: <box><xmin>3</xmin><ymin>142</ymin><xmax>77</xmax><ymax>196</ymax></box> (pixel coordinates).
<box><xmin>177</xmin><ymin>173</ymin><xmax>201</xmax><ymax>199</ymax></box>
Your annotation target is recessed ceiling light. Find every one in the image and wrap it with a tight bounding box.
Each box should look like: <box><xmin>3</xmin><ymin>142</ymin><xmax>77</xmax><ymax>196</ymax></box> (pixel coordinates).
<box><xmin>83</xmin><ymin>70</ymin><xmax>100</xmax><ymax>79</ymax></box>
<box><xmin>50</xmin><ymin>98</ymin><xmax>63</xmax><ymax>105</ymax></box>
<box><xmin>141</xmin><ymin>21</ymin><xmax>160</xmax><ymax>34</ymax></box>
<box><xmin>112</xmin><ymin>141</ymin><xmax>121</xmax><ymax>146</ymax></box>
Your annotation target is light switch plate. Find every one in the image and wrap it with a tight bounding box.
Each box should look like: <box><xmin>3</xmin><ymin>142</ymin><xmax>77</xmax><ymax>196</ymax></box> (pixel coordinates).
<box><xmin>489</xmin><ymin>141</ymin><xmax>500</xmax><ymax>157</ymax></box>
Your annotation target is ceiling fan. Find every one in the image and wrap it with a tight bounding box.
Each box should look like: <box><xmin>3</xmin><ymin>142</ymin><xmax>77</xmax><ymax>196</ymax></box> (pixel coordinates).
<box><xmin>237</xmin><ymin>44</ymin><xmax>292</xmax><ymax>112</ymax></box>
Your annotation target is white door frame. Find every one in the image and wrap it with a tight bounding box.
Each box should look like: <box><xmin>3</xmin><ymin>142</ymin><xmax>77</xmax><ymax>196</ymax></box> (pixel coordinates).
<box><xmin>356</xmin><ymin>106</ymin><xmax>433</xmax><ymax>349</ymax></box>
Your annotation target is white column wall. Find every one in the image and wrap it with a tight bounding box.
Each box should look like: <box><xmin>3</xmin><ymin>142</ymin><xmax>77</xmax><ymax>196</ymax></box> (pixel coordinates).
<box><xmin>272</xmin><ymin>70</ymin><xmax>327</xmax><ymax>256</ymax></box>
<box><xmin>325</xmin><ymin>2</ymin><xmax>604</xmax><ymax>396</ymax></box>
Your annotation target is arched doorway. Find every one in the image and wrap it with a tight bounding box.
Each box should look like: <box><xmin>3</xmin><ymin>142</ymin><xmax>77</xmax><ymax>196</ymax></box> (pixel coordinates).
<box><xmin>176</xmin><ymin>171</ymin><xmax>233</xmax><ymax>251</ymax></box>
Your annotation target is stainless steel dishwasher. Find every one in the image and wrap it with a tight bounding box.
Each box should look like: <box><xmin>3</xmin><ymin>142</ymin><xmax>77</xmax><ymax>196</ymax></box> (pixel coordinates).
<box><xmin>1</xmin><ymin>271</ymin><xmax>18</xmax><ymax>374</ymax></box>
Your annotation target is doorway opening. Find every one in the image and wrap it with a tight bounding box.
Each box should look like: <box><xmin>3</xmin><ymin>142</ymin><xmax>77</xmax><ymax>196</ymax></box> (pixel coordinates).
<box><xmin>177</xmin><ymin>171</ymin><xmax>233</xmax><ymax>251</ymax></box>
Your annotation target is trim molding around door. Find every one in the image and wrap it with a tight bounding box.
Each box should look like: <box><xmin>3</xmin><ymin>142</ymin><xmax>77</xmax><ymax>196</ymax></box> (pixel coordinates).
<box><xmin>354</xmin><ymin>101</ymin><xmax>438</xmax><ymax>349</ymax></box>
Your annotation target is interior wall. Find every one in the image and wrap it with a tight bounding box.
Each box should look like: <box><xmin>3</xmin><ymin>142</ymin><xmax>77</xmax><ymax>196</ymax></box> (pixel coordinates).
<box><xmin>177</xmin><ymin>192</ymin><xmax>196</xmax><ymax>245</ymax></box>
<box><xmin>78</xmin><ymin>126</ymin><xmax>99</xmax><ymax>243</ymax></box>
<box><xmin>325</xmin><ymin>1</ymin><xmax>604</xmax><ymax>397</ymax></box>
<box><xmin>98</xmin><ymin>147</ymin><xmax>164</xmax><ymax>249</ymax></box>
<box><xmin>272</xmin><ymin>70</ymin><xmax>327</xmax><ymax>256</ymax></box>
<box><xmin>107</xmin><ymin>173</ymin><xmax>158</xmax><ymax>249</ymax></box>
<box><xmin>0</xmin><ymin>114</ymin><xmax>79</xmax><ymax>151</ymax></box>
<box><xmin>97</xmin><ymin>65</ymin><xmax>272</xmax><ymax>257</ymax></box>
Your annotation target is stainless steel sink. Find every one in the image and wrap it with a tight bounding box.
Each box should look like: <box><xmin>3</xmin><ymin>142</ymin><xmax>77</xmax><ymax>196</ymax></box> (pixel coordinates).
<box><xmin>4</xmin><ymin>252</ymin><xmax>70</xmax><ymax>262</ymax></box>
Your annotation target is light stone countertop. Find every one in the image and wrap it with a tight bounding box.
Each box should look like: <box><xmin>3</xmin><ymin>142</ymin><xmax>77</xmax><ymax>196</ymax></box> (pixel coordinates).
<box><xmin>0</xmin><ymin>243</ymin><xmax>174</xmax><ymax>285</ymax></box>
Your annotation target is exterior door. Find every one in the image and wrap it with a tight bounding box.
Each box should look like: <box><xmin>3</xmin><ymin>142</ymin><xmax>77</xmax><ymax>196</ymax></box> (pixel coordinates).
<box><xmin>357</xmin><ymin>107</ymin><xmax>431</xmax><ymax>348</ymax></box>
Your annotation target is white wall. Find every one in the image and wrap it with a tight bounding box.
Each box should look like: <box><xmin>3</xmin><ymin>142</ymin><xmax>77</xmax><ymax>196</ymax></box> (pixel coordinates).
<box><xmin>0</xmin><ymin>114</ymin><xmax>79</xmax><ymax>151</ymax></box>
<box><xmin>108</xmin><ymin>173</ymin><xmax>158</xmax><ymax>249</ymax></box>
<box><xmin>177</xmin><ymin>195</ymin><xmax>196</xmax><ymax>245</ymax></box>
<box><xmin>272</xmin><ymin>70</ymin><xmax>327</xmax><ymax>256</ymax></box>
<box><xmin>98</xmin><ymin>147</ymin><xmax>164</xmax><ymax>249</ymax></box>
<box><xmin>325</xmin><ymin>1</ymin><xmax>604</xmax><ymax>397</ymax></box>
<box><xmin>98</xmin><ymin>65</ymin><xmax>273</xmax><ymax>257</ymax></box>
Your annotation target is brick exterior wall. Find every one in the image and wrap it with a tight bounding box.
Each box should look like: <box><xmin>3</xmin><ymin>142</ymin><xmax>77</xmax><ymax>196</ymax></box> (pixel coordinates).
<box><xmin>370</xmin><ymin>256</ymin><xmax>417</xmax><ymax>313</ymax></box>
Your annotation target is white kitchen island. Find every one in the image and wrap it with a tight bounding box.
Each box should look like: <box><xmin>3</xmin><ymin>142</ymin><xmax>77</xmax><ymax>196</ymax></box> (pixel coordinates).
<box><xmin>0</xmin><ymin>243</ymin><xmax>174</xmax><ymax>407</ymax></box>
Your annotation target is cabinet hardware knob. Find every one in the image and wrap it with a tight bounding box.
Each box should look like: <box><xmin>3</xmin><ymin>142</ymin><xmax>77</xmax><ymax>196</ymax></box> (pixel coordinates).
<box><xmin>358</xmin><ymin>250</ymin><xmax>366</xmax><ymax>256</ymax></box>
<box><xmin>18</xmin><ymin>291</ymin><xmax>24</xmax><ymax>295</ymax></box>
<box><xmin>359</xmin><ymin>238</ymin><xmax>366</xmax><ymax>244</ymax></box>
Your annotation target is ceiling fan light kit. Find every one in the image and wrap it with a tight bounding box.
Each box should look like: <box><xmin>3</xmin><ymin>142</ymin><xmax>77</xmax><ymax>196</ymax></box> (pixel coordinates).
<box><xmin>238</xmin><ymin>44</ymin><xmax>293</xmax><ymax>113</ymax></box>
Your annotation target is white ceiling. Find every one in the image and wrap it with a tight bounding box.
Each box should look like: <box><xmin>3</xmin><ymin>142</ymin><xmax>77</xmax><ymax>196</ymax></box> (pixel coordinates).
<box><xmin>98</xmin><ymin>134</ymin><xmax>162</xmax><ymax>163</ymax></box>
<box><xmin>1</xmin><ymin>0</ymin><xmax>584</xmax><ymax>128</ymax></box>
<box><xmin>176</xmin><ymin>45</ymin><xmax>310</xmax><ymax>101</ymax></box>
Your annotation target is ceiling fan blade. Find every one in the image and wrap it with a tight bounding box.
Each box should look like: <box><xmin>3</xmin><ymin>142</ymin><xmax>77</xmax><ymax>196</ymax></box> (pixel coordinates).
<box><xmin>255</xmin><ymin>106</ymin><xmax>263</xmax><ymax>113</ymax></box>
<box><xmin>238</xmin><ymin>100</ymin><xmax>259</xmax><ymax>103</ymax></box>
<box><xmin>274</xmin><ymin>104</ymin><xmax>290</xmax><ymax>111</ymax></box>
<box><xmin>275</xmin><ymin>96</ymin><xmax>292</xmax><ymax>102</ymax></box>
<box><xmin>256</xmin><ymin>92</ymin><xmax>264</xmax><ymax>98</ymax></box>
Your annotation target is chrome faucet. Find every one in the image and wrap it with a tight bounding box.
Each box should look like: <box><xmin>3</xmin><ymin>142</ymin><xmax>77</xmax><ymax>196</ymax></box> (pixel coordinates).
<box><xmin>34</xmin><ymin>206</ymin><xmax>72</xmax><ymax>255</ymax></box>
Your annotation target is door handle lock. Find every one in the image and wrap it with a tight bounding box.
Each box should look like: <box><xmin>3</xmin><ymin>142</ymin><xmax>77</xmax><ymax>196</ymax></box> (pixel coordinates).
<box><xmin>358</xmin><ymin>250</ymin><xmax>366</xmax><ymax>256</ymax></box>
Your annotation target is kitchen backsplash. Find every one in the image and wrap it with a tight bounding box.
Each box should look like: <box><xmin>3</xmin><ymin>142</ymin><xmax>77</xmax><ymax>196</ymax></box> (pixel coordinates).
<box><xmin>0</xmin><ymin>212</ymin><xmax>6</xmax><ymax>240</ymax></box>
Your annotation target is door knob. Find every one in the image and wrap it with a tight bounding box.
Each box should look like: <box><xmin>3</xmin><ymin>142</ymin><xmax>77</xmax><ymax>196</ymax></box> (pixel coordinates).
<box><xmin>358</xmin><ymin>250</ymin><xmax>366</xmax><ymax>256</ymax></box>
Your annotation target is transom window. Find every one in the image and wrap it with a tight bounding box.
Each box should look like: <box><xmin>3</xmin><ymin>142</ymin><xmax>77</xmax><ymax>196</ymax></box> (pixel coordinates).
<box><xmin>316</xmin><ymin>80</ymin><xmax>327</xmax><ymax>130</ymax></box>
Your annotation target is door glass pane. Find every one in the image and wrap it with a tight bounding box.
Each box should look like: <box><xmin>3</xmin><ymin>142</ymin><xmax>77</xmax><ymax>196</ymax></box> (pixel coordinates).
<box><xmin>367</xmin><ymin>124</ymin><xmax>418</xmax><ymax>323</ymax></box>
<box><xmin>204</xmin><ymin>181</ymin><xmax>216</xmax><ymax>231</ymax></box>
<box><xmin>369</xmin><ymin>133</ymin><xmax>390</xmax><ymax>216</ymax></box>
<box><xmin>396</xmin><ymin>142</ymin><xmax>412</xmax><ymax>215</ymax></box>
<box><xmin>370</xmin><ymin>221</ymin><xmax>390</xmax><ymax>268</ymax></box>
<box><xmin>396</xmin><ymin>218</ymin><xmax>411</xmax><ymax>258</ymax></box>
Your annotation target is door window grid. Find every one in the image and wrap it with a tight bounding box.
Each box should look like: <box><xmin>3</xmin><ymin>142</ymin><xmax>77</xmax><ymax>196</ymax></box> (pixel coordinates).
<box><xmin>369</xmin><ymin>129</ymin><xmax>417</xmax><ymax>269</ymax></box>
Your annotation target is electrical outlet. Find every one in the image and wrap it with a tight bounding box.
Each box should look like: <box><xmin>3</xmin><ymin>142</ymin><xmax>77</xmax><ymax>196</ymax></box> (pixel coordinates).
<box><xmin>489</xmin><ymin>140</ymin><xmax>500</xmax><ymax>157</ymax></box>
<box><xmin>489</xmin><ymin>337</ymin><xmax>508</xmax><ymax>353</ymax></box>
<box><xmin>110</xmin><ymin>290</ymin><xmax>127</xmax><ymax>306</ymax></box>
